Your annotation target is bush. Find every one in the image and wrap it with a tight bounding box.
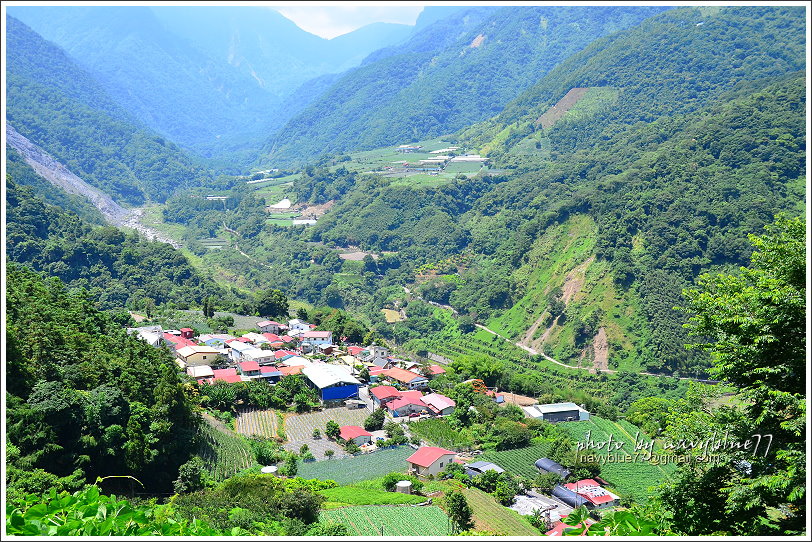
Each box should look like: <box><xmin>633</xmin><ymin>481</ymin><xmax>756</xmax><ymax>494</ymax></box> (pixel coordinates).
<box><xmin>364</xmin><ymin>408</ymin><xmax>386</xmax><ymax>431</ymax></box>
<box><xmin>382</xmin><ymin>472</ymin><xmax>424</xmax><ymax>493</ymax></box>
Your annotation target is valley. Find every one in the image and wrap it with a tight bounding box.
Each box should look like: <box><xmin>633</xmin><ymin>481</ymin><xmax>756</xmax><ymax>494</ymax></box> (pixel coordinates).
<box><xmin>4</xmin><ymin>3</ymin><xmax>807</xmax><ymax>539</ymax></box>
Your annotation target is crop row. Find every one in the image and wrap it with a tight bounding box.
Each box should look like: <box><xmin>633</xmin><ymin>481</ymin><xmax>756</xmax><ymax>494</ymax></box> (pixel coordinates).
<box><xmin>197</xmin><ymin>421</ymin><xmax>255</xmax><ymax>481</ymax></box>
<box><xmin>320</xmin><ymin>505</ymin><xmax>450</xmax><ymax>536</ymax></box>
<box><xmin>480</xmin><ymin>442</ymin><xmax>553</xmax><ymax>479</ymax></box>
<box><xmin>296</xmin><ymin>446</ymin><xmax>415</xmax><ymax>485</ymax></box>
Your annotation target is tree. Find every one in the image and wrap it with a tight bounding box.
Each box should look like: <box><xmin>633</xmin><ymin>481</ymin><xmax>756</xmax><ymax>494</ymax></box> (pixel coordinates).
<box><xmin>324</xmin><ymin>449</ymin><xmax>334</xmax><ymax>459</ymax></box>
<box><xmin>255</xmin><ymin>289</ymin><xmax>289</xmax><ymax>318</ymax></box>
<box><xmin>660</xmin><ymin>215</ymin><xmax>805</xmax><ymax>535</ymax></box>
<box><xmin>358</xmin><ymin>366</ymin><xmax>370</xmax><ymax>382</ymax></box>
<box><xmin>202</xmin><ymin>296</ymin><xmax>215</xmax><ymax>318</ymax></box>
<box><xmin>296</xmin><ymin>308</ymin><xmax>309</xmax><ymax>320</ymax></box>
<box><xmin>625</xmin><ymin>396</ymin><xmax>670</xmax><ymax>437</ymax></box>
<box><xmin>312</xmin><ymin>429</ymin><xmax>321</xmax><ymax>439</ymax></box>
<box><xmin>173</xmin><ymin>456</ymin><xmax>209</xmax><ymax>494</ymax></box>
<box><xmin>444</xmin><ymin>491</ymin><xmax>474</xmax><ymax>533</ymax></box>
<box><xmin>364</xmin><ymin>408</ymin><xmax>386</xmax><ymax>431</ymax></box>
<box><xmin>325</xmin><ymin>421</ymin><xmax>340</xmax><ymax>440</ymax></box>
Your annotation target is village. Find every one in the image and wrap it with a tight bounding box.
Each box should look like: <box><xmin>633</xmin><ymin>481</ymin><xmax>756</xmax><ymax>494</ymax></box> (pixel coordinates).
<box><xmin>127</xmin><ymin>317</ymin><xmax>623</xmax><ymax>534</ymax></box>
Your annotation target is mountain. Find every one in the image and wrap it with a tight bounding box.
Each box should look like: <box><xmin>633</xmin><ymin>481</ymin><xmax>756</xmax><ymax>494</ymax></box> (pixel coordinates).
<box><xmin>6</xmin><ymin>6</ymin><xmax>281</xmax><ymax>160</ymax></box>
<box><xmin>261</xmin><ymin>5</ymin><xmax>670</xmax><ymax>166</ymax></box>
<box><xmin>8</xmin><ymin>5</ymin><xmax>415</xmax><ymax>162</ymax></box>
<box><xmin>6</xmin><ymin>15</ymin><xmax>212</xmax><ymax>205</ymax></box>
<box><xmin>460</xmin><ymin>6</ymin><xmax>807</xmax><ymax>159</ymax></box>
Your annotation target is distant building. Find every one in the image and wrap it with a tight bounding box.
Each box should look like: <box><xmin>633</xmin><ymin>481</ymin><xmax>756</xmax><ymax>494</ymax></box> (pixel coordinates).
<box><xmin>287</xmin><ymin>319</ymin><xmax>311</xmax><ymax>333</ymax></box>
<box><xmin>212</xmin><ymin>367</ymin><xmax>242</xmax><ymax>384</ymax></box>
<box><xmin>551</xmin><ymin>485</ymin><xmax>591</xmax><ymax>508</ymax></box>
<box><xmin>300</xmin><ymin>330</ymin><xmax>333</xmax><ymax>346</ymax></box>
<box><xmin>421</xmin><ymin>393</ymin><xmax>456</xmax><ymax>416</ymax></box>
<box><xmin>370</xmin><ymin>385</ymin><xmax>401</xmax><ymax>406</ymax></box>
<box><xmin>257</xmin><ymin>320</ymin><xmax>286</xmax><ymax>334</ymax></box>
<box><xmin>382</xmin><ymin>367</ymin><xmax>429</xmax><ymax>390</ymax></box>
<box><xmin>127</xmin><ymin>325</ymin><xmax>164</xmax><ymax>347</ymax></box>
<box><xmin>523</xmin><ymin>402</ymin><xmax>590</xmax><ymax>423</ymax></box>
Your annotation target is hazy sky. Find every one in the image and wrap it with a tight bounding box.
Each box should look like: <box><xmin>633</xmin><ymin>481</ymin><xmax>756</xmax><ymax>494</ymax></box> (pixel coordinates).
<box><xmin>272</xmin><ymin>4</ymin><xmax>425</xmax><ymax>39</ymax></box>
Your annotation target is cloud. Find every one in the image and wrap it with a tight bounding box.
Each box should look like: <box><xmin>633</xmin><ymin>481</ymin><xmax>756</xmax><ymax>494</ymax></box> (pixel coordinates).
<box><xmin>272</xmin><ymin>5</ymin><xmax>424</xmax><ymax>39</ymax></box>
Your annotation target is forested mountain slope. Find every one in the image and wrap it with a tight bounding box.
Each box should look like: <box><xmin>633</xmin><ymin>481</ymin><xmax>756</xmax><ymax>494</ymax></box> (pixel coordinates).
<box><xmin>303</xmin><ymin>73</ymin><xmax>805</xmax><ymax>376</ymax></box>
<box><xmin>6</xmin><ymin>16</ymin><xmax>212</xmax><ymax>205</ymax></box>
<box><xmin>5</xmin><ymin>178</ymin><xmax>227</xmax><ymax>311</ymax></box>
<box><xmin>5</xmin><ymin>264</ymin><xmax>200</xmax><ymax>497</ymax></box>
<box><xmin>262</xmin><ymin>6</ymin><xmax>669</xmax><ymax>166</ymax></box>
<box><xmin>460</xmin><ymin>6</ymin><xmax>806</xmax><ymax>160</ymax></box>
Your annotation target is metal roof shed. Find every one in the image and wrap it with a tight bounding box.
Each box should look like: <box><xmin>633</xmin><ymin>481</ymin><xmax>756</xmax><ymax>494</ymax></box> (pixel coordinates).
<box><xmin>552</xmin><ymin>484</ymin><xmax>591</xmax><ymax>508</ymax></box>
<box><xmin>535</xmin><ymin>457</ymin><xmax>571</xmax><ymax>478</ymax></box>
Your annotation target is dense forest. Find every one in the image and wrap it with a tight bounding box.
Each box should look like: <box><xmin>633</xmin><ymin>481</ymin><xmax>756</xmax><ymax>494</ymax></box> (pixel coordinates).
<box><xmin>5</xmin><ymin>178</ymin><xmax>228</xmax><ymax>311</ymax></box>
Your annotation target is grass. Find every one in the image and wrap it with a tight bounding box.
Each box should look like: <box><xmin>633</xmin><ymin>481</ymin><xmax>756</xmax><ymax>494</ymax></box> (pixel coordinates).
<box><xmin>381</xmin><ymin>309</ymin><xmax>404</xmax><ymax>323</ymax></box>
<box><xmin>460</xmin><ymin>486</ymin><xmax>541</xmax><ymax>536</ymax></box>
<box><xmin>320</xmin><ymin>505</ymin><xmax>450</xmax><ymax>536</ymax></box>
<box><xmin>319</xmin><ymin>486</ymin><xmax>427</xmax><ymax>509</ymax></box>
<box><xmin>296</xmin><ymin>446</ymin><xmax>416</xmax><ymax>485</ymax></box>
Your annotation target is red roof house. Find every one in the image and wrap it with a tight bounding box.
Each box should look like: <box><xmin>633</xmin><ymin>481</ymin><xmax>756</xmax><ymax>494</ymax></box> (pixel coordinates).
<box><xmin>339</xmin><ymin>425</ymin><xmax>373</xmax><ymax>445</ymax></box>
<box><xmin>347</xmin><ymin>346</ymin><xmax>365</xmax><ymax>356</ymax></box>
<box><xmin>212</xmin><ymin>367</ymin><xmax>242</xmax><ymax>383</ymax></box>
<box><xmin>370</xmin><ymin>385</ymin><xmax>401</xmax><ymax>403</ymax></box>
<box><xmin>238</xmin><ymin>360</ymin><xmax>260</xmax><ymax>375</ymax></box>
<box><xmin>406</xmin><ymin>446</ymin><xmax>456</xmax><ymax>477</ymax></box>
<box><xmin>277</xmin><ymin>365</ymin><xmax>303</xmax><ymax>376</ymax></box>
<box><xmin>382</xmin><ymin>367</ymin><xmax>428</xmax><ymax>389</ymax></box>
<box><xmin>564</xmin><ymin>479</ymin><xmax>620</xmax><ymax>508</ymax></box>
<box><xmin>545</xmin><ymin>517</ymin><xmax>596</xmax><ymax>536</ymax></box>
<box><xmin>427</xmin><ymin>364</ymin><xmax>446</xmax><ymax>376</ymax></box>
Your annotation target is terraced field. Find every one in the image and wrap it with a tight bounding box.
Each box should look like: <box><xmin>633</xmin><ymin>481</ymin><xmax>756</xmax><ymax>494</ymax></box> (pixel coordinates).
<box><xmin>234</xmin><ymin>407</ymin><xmax>278</xmax><ymax>438</ymax></box>
<box><xmin>296</xmin><ymin>446</ymin><xmax>415</xmax><ymax>485</ymax></box>
<box><xmin>197</xmin><ymin>417</ymin><xmax>255</xmax><ymax>481</ymax></box>
<box><xmin>461</xmin><ymin>486</ymin><xmax>541</xmax><ymax>536</ymax></box>
<box><xmin>480</xmin><ymin>442</ymin><xmax>553</xmax><ymax>479</ymax></box>
<box><xmin>561</xmin><ymin>417</ymin><xmax>676</xmax><ymax>503</ymax></box>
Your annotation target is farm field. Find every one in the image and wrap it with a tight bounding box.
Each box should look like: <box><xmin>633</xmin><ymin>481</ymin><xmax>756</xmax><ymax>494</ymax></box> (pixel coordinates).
<box><xmin>235</xmin><ymin>407</ymin><xmax>278</xmax><ymax>438</ymax></box>
<box><xmin>283</xmin><ymin>407</ymin><xmax>371</xmax><ymax>459</ymax></box>
<box><xmin>319</xmin><ymin>486</ymin><xmax>427</xmax><ymax>509</ymax></box>
<box><xmin>461</xmin><ymin>486</ymin><xmax>541</xmax><ymax>536</ymax></box>
<box><xmin>409</xmin><ymin>418</ymin><xmax>473</xmax><ymax>450</ymax></box>
<box><xmin>381</xmin><ymin>309</ymin><xmax>405</xmax><ymax>323</ymax></box>
<box><xmin>560</xmin><ymin>417</ymin><xmax>677</xmax><ymax>503</ymax></box>
<box><xmin>296</xmin><ymin>446</ymin><xmax>415</xmax><ymax>485</ymax></box>
<box><xmin>320</xmin><ymin>505</ymin><xmax>450</xmax><ymax>536</ymax></box>
<box><xmin>480</xmin><ymin>442</ymin><xmax>553</xmax><ymax>479</ymax></box>
<box><xmin>197</xmin><ymin>417</ymin><xmax>255</xmax><ymax>481</ymax></box>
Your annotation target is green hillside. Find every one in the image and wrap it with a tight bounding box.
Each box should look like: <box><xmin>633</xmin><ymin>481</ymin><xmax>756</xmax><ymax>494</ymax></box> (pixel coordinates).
<box><xmin>263</xmin><ymin>6</ymin><xmax>669</xmax><ymax>166</ymax></box>
<box><xmin>6</xmin><ymin>16</ymin><xmax>213</xmax><ymax>204</ymax></box>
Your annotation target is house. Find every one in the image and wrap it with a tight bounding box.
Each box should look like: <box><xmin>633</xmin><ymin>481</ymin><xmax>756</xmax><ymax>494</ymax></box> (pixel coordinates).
<box><xmin>347</xmin><ymin>345</ymin><xmax>365</xmax><ymax>356</ymax></box>
<box><xmin>564</xmin><ymin>479</ymin><xmax>621</xmax><ymax>509</ymax></box>
<box><xmin>316</xmin><ymin>344</ymin><xmax>336</xmax><ymax>355</ymax></box>
<box><xmin>257</xmin><ymin>320</ymin><xmax>286</xmax><ymax>334</ymax></box>
<box><xmin>242</xmin><ymin>332</ymin><xmax>270</xmax><ymax>345</ymax></box>
<box><xmin>359</xmin><ymin>345</ymin><xmax>392</xmax><ymax>368</ymax></box>
<box><xmin>259</xmin><ymin>366</ymin><xmax>282</xmax><ymax>383</ymax></box>
<box><xmin>228</xmin><ymin>341</ymin><xmax>263</xmax><ymax>363</ymax></box>
<box><xmin>127</xmin><ymin>325</ymin><xmax>164</xmax><ymax>347</ymax></box>
<box><xmin>339</xmin><ymin>425</ymin><xmax>372</xmax><ymax>446</ymax></box>
<box><xmin>464</xmin><ymin>461</ymin><xmax>505</xmax><ymax>477</ymax></box>
<box><xmin>186</xmin><ymin>365</ymin><xmax>214</xmax><ymax>382</ymax></box>
<box><xmin>406</xmin><ymin>446</ymin><xmax>456</xmax><ymax>477</ymax></box>
<box><xmin>176</xmin><ymin>345</ymin><xmax>221</xmax><ymax>367</ymax></box>
<box><xmin>179</xmin><ymin>328</ymin><xmax>195</xmax><ymax>340</ymax></box>
<box><xmin>300</xmin><ymin>330</ymin><xmax>333</xmax><ymax>346</ymax></box>
<box><xmin>277</xmin><ymin>365</ymin><xmax>304</xmax><ymax>377</ymax></box>
<box><xmin>197</xmin><ymin>333</ymin><xmax>236</xmax><ymax>347</ymax></box>
<box><xmin>238</xmin><ymin>360</ymin><xmax>261</xmax><ymax>377</ymax></box>
<box><xmin>301</xmin><ymin>364</ymin><xmax>361</xmax><ymax>402</ymax></box>
<box><xmin>426</xmin><ymin>364</ymin><xmax>446</xmax><ymax>377</ymax></box>
<box><xmin>162</xmin><ymin>332</ymin><xmax>196</xmax><ymax>350</ymax></box>
<box><xmin>421</xmin><ymin>393</ymin><xmax>456</xmax><ymax>416</ymax></box>
<box><xmin>281</xmin><ymin>355</ymin><xmax>312</xmax><ymax>367</ymax></box>
<box><xmin>535</xmin><ymin>458</ymin><xmax>571</xmax><ymax>479</ymax></box>
<box><xmin>387</xmin><ymin>391</ymin><xmax>429</xmax><ymax>417</ymax></box>
<box><xmin>368</xmin><ymin>367</ymin><xmax>387</xmax><ymax>382</ymax></box>
<box><xmin>523</xmin><ymin>402</ymin><xmax>590</xmax><ymax>423</ymax></box>
<box><xmin>382</xmin><ymin>367</ymin><xmax>429</xmax><ymax>390</ymax></box>
<box><xmin>241</xmin><ymin>349</ymin><xmax>277</xmax><ymax>366</ymax></box>
<box><xmin>370</xmin><ymin>385</ymin><xmax>401</xmax><ymax>406</ymax></box>
<box><xmin>212</xmin><ymin>367</ymin><xmax>243</xmax><ymax>384</ymax></box>
<box><xmin>287</xmin><ymin>319</ymin><xmax>311</xmax><ymax>333</ymax></box>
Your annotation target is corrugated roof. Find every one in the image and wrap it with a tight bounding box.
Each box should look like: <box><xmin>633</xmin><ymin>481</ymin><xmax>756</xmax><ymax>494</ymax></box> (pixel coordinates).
<box><xmin>301</xmin><ymin>364</ymin><xmax>360</xmax><ymax>389</ymax></box>
<box><xmin>535</xmin><ymin>458</ymin><xmax>571</xmax><ymax>478</ymax></box>
<box><xmin>382</xmin><ymin>367</ymin><xmax>426</xmax><ymax>384</ymax></box>
<box><xmin>422</xmin><ymin>393</ymin><xmax>455</xmax><ymax>411</ymax></box>
<box><xmin>339</xmin><ymin>425</ymin><xmax>372</xmax><ymax>440</ymax></box>
<box><xmin>239</xmin><ymin>360</ymin><xmax>260</xmax><ymax>372</ymax></box>
<box><xmin>370</xmin><ymin>386</ymin><xmax>400</xmax><ymax>400</ymax></box>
